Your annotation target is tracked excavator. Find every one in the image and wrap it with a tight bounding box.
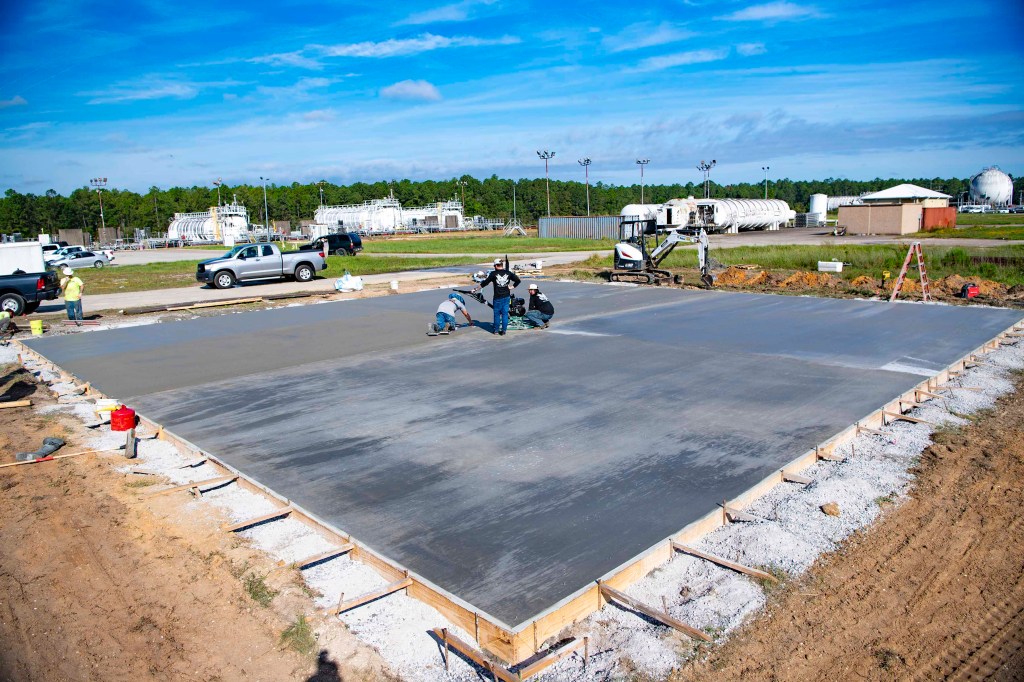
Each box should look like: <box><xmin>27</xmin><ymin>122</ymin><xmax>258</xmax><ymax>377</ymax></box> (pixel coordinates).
<box><xmin>611</xmin><ymin>217</ymin><xmax>714</xmax><ymax>286</ymax></box>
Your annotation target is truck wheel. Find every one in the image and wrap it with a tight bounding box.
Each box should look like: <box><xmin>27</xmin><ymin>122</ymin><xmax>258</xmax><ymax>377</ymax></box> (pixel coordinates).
<box><xmin>213</xmin><ymin>270</ymin><xmax>235</xmax><ymax>289</ymax></box>
<box><xmin>23</xmin><ymin>301</ymin><xmax>40</xmax><ymax>315</ymax></box>
<box><xmin>0</xmin><ymin>293</ymin><xmax>26</xmax><ymax>316</ymax></box>
<box><xmin>294</xmin><ymin>264</ymin><xmax>314</xmax><ymax>283</ymax></box>
<box><xmin>93</xmin><ymin>260</ymin><xmax>105</xmax><ymax>268</ymax></box>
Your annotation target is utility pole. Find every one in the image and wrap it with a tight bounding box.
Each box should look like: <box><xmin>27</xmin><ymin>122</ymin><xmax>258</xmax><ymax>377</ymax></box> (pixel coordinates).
<box><xmin>537</xmin><ymin>150</ymin><xmax>555</xmax><ymax>217</ymax></box>
<box><xmin>578</xmin><ymin>158</ymin><xmax>592</xmax><ymax>216</ymax></box>
<box><xmin>260</xmin><ymin>176</ymin><xmax>271</xmax><ymax>241</ymax></box>
<box><xmin>762</xmin><ymin>166</ymin><xmax>770</xmax><ymax>199</ymax></box>
<box><xmin>90</xmin><ymin>177</ymin><xmax>107</xmax><ymax>231</ymax></box>
<box><xmin>636</xmin><ymin>159</ymin><xmax>650</xmax><ymax>204</ymax></box>
<box><xmin>457</xmin><ymin>179</ymin><xmax>467</xmax><ymax>211</ymax></box>
<box><xmin>697</xmin><ymin>160</ymin><xmax>716</xmax><ymax>199</ymax></box>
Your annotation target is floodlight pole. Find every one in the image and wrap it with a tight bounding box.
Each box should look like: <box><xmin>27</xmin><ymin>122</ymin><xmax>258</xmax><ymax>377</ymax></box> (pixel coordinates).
<box><xmin>697</xmin><ymin>159</ymin><xmax>717</xmax><ymax>199</ymax></box>
<box><xmin>213</xmin><ymin>178</ymin><xmax>223</xmax><ymax>207</ymax></box>
<box><xmin>260</xmin><ymin>176</ymin><xmax>270</xmax><ymax>241</ymax></box>
<box><xmin>578</xmin><ymin>158</ymin><xmax>591</xmax><ymax>216</ymax></box>
<box><xmin>457</xmin><ymin>179</ymin><xmax>467</xmax><ymax>210</ymax></box>
<box><xmin>89</xmin><ymin>177</ymin><xmax>107</xmax><ymax>231</ymax></box>
<box><xmin>762</xmin><ymin>166</ymin><xmax>770</xmax><ymax>199</ymax></box>
<box><xmin>513</xmin><ymin>181</ymin><xmax>518</xmax><ymax>224</ymax></box>
<box><xmin>318</xmin><ymin>181</ymin><xmax>325</xmax><ymax>207</ymax></box>
<box><xmin>537</xmin><ymin>150</ymin><xmax>555</xmax><ymax>217</ymax></box>
<box><xmin>636</xmin><ymin>158</ymin><xmax>650</xmax><ymax>204</ymax></box>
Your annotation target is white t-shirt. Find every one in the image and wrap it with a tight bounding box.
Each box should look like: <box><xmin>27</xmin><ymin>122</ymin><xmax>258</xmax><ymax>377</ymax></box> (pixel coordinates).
<box><xmin>436</xmin><ymin>298</ymin><xmax>467</xmax><ymax>316</ymax></box>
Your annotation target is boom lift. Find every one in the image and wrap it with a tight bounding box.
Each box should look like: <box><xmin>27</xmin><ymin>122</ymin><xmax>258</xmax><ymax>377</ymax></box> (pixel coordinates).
<box><xmin>611</xmin><ymin>217</ymin><xmax>713</xmax><ymax>286</ymax></box>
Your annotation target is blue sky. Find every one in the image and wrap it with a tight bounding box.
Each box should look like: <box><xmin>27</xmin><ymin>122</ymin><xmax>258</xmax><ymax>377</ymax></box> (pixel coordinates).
<box><xmin>1</xmin><ymin>0</ymin><xmax>1021</xmax><ymax>195</ymax></box>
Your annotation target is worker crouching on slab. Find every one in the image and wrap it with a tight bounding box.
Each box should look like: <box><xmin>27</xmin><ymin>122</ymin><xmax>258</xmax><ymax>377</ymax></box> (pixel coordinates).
<box><xmin>472</xmin><ymin>258</ymin><xmax>520</xmax><ymax>336</ymax></box>
<box><xmin>524</xmin><ymin>283</ymin><xmax>554</xmax><ymax>329</ymax></box>
<box><xmin>60</xmin><ymin>267</ymin><xmax>85</xmax><ymax>326</ymax></box>
<box><xmin>429</xmin><ymin>292</ymin><xmax>473</xmax><ymax>336</ymax></box>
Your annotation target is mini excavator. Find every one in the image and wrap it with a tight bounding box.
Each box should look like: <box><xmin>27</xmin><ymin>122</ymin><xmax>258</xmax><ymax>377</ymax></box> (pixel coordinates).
<box><xmin>611</xmin><ymin>217</ymin><xmax>713</xmax><ymax>286</ymax></box>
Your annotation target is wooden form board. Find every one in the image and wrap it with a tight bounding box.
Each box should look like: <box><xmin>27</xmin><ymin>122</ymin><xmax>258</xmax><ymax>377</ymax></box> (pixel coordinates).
<box><xmin>14</xmin><ymin>317</ymin><xmax>1024</xmax><ymax>666</ymax></box>
<box><xmin>671</xmin><ymin>542</ymin><xmax>778</xmax><ymax>583</ymax></box>
<box><xmin>329</xmin><ymin>577</ymin><xmax>413</xmax><ymax>615</ymax></box>
<box><xmin>598</xmin><ymin>583</ymin><xmax>711</xmax><ymax>642</ymax></box>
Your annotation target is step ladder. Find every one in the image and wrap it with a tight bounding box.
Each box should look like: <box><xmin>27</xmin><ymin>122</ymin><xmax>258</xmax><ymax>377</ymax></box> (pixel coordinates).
<box><xmin>889</xmin><ymin>242</ymin><xmax>931</xmax><ymax>302</ymax></box>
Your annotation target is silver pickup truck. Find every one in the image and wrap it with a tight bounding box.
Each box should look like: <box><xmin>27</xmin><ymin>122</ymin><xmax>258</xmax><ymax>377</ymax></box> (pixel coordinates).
<box><xmin>196</xmin><ymin>243</ymin><xmax>327</xmax><ymax>289</ymax></box>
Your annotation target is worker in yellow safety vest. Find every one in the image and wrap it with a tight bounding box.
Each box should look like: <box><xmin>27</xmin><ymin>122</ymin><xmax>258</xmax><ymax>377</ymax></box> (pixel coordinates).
<box><xmin>60</xmin><ymin>267</ymin><xmax>85</xmax><ymax>326</ymax></box>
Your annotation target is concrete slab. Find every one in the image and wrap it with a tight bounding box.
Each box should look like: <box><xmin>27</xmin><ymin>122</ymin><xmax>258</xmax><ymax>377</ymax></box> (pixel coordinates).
<box><xmin>25</xmin><ymin>284</ymin><xmax>1022</xmax><ymax>628</ymax></box>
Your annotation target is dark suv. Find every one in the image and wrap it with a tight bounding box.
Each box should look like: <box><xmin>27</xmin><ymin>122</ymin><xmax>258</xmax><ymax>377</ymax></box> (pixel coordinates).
<box><xmin>302</xmin><ymin>233</ymin><xmax>363</xmax><ymax>256</ymax></box>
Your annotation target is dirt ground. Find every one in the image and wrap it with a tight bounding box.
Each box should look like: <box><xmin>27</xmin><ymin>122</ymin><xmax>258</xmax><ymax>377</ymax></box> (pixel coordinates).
<box><xmin>674</xmin><ymin>369</ymin><xmax>1024</xmax><ymax>682</ymax></box>
<box><xmin>0</xmin><ymin>366</ymin><xmax>390</xmax><ymax>682</ymax></box>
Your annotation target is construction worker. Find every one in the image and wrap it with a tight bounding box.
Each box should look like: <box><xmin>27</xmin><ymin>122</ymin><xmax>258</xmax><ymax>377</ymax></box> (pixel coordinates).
<box><xmin>430</xmin><ymin>292</ymin><xmax>473</xmax><ymax>335</ymax></box>
<box><xmin>60</xmin><ymin>267</ymin><xmax>85</xmax><ymax>326</ymax></box>
<box><xmin>524</xmin><ymin>283</ymin><xmax>554</xmax><ymax>329</ymax></box>
<box><xmin>472</xmin><ymin>258</ymin><xmax>520</xmax><ymax>336</ymax></box>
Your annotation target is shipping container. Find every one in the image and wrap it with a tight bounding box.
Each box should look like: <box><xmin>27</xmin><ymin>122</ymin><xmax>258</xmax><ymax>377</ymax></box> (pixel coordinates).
<box><xmin>538</xmin><ymin>216</ymin><xmax>621</xmax><ymax>239</ymax></box>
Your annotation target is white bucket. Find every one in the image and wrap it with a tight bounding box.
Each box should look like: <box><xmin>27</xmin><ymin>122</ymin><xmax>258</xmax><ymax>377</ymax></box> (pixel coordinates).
<box><xmin>390</xmin><ymin>280</ymin><xmax>399</xmax><ymax>291</ymax></box>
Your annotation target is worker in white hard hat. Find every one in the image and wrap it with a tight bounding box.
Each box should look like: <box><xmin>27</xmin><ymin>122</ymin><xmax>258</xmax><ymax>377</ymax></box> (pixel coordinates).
<box><xmin>59</xmin><ymin>266</ymin><xmax>85</xmax><ymax>326</ymax></box>
<box><xmin>472</xmin><ymin>257</ymin><xmax>521</xmax><ymax>336</ymax></box>
<box><xmin>524</xmin><ymin>283</ymin><xmax>554</xmax><ymax>329</ymax></box>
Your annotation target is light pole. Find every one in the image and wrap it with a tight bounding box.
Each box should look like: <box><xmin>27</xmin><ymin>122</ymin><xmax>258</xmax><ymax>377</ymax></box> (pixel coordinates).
<box><xmin>697</xmin><ymin>159</ymin><xmax>717</xmax><ymax>199</ymax></box>
<box><xmin>318</xmin><ymin>181</ymin><xmax>325</xmax><ymax>207</ymax></box>
<box><xmin>578</xmin><ymin>158</ymin><xmax>591</xmax><ymax>216</ymax></box>
<box><xmin>457</xmin><ymin>179</ymin><xmax>467</xmax><ymax>211</ymax></box>
<box><xmin>537</xmin><ymin>150</ymin><xmax>555</xmax><ymax>217</ymax></box>
<box><xmin>259</xmin><ymin>176</ymin><xmax>270</xmax><ymax>241</ymax></box>
<box><xmin>213</xmin><ymin>177</ymin><xmax>223</xmax><ymax>206</ymax></box>
<box><xmin>89</xmin><ymin>177</ymin><xmax>107</xmax><ymax>231</ymax></box>
<box><xmin>762</xmin><ymin>166</ymin><xmax>770</xmax><ymax>199</ymax></box>
<box><xmin>636</xmin><ymin>158</ymin><xmax>650</xmax><ymax>204</ymax></box>
<box><xmin>513</xmin><ymin>181</ymin><xmax>518</xmax><ymax>225</ymax></box>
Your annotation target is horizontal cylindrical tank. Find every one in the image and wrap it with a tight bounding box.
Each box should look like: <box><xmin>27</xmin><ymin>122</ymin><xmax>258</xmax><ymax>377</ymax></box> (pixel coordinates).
<box><xmin>827</xmin><ymin>195</ymin><xmax>863</xmax><ymax>211</ymax></box>
<box><xmin>168</xmin><ymin>203</ymin><xmax>251</xmax><ymax>242</ymax></box>
<box><xmin>664</xmin><ymin>198</ymin><xmax>795</xmax><ymax>231</ymax></box>
<box><xmin>809</xmin><ymin>193</ymin><xmax>828</xmax><ymax>220</ymax></box>
<box><xmin>620</xmin><ymin>204</ymin><xmax>663</xmax><ymax>221</ymax></box>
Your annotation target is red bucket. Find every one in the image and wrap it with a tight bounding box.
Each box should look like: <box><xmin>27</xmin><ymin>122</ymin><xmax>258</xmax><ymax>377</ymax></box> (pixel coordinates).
<box><xmin>111</xmin><ymin>405</ymin><xmax>136</xmax><ymax>432</ymax></box>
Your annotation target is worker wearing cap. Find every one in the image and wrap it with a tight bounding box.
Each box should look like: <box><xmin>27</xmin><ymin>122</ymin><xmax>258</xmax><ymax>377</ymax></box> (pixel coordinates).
<box><xmin>431</xmin><ymin>292</ymin><xmax>473</xmax><ymax>334</ymax></box>
<box><xmin>59</xmin><ymin>267</ymin><xmax>85</xmax><ymax>326</ymax></box>
<box><xmin>524</xmin><ymin>283</ymin><xmax>554</xmax><ymax>329</ymax></box>
<box><xmin>472</xmin><ymin>258</ymin><xmax>520</xmax><ymax>336</ymax></box>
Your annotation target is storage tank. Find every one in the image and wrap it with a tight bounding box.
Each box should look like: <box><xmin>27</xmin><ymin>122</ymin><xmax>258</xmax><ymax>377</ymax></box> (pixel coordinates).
<box><xmin>619</xmin><ymin>204</ymin><xmax>662</xmax><ymax>221</ymax></box>
<box><xmin>809</xmin><ymin>194</ymin><xmax>828</xmax><ymax>223</ymax></box>
<box><xmin>664</xmin><ymin>198</ymin><xmax>795</xmax><ymax>233</ymax></box>
<box><xmin>826</xmin><ymin>195</ymin><xmax>863</xmax><ymax>211</ymax></box>
<box><xmin>316</xmin><ymin>198</ymin><xmax>403</xmax><ymax>233</ymax></box>
<box><xmin>167</xmin><ymin>202</ymin><xmax>252</xmax><ymax>243</ymax></box>
<box><xmin>969</xmin><ymin>166</ymin><xmax>1013</xmax><ymax>207</ymax></box>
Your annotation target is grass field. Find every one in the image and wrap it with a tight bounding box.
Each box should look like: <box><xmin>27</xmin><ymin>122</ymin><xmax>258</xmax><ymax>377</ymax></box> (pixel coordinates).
<box><xmin>953</xmin><ymin>213</ymin><xmax>1024</xmax><ymax>226</ymax></box>
<box><xmin>72</xmin><ymin>255</ymin><xmax>482</xmax><ymax>295</ymax></box>
<box><xmin>579</xmin><ymin>243</ymin><xmax>1024</xmax><ymax>288</ymax></box>
<box><xmin>923</xmin><ymin>224</ymin><xmax>1024</xmax><ymax>240</ymax></box>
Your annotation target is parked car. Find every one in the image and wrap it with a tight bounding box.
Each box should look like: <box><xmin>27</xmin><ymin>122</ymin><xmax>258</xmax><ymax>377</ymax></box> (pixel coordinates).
<box><xmin>195</xmin><ymin>243</ymin><xmax>327</xmax><ymax>289</ymax></box>
<box><xmin>45</xmin><ymin>245</ymin><xmax>87</xmax><ymax>262</ymax></box>
<box><xmin>301</xmin><ymin>233</ymin><xmax>363</xmax><ymax>256</ymax></box>
<box><xmin>51</xmin><ymin>250</ymin><xmax>112</xmax><ymax>269</ymax></box>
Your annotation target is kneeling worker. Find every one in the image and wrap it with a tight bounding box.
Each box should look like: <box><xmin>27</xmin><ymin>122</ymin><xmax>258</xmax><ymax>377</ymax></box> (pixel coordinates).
<box><xmin>431</xmin><ymin>292</ymin><xmax>473</xmax><ymax>335</ymax></box>
<box><xmin>525</xmin><ymin>283</ymin><xmax>554</xmax><ymax>329</ymax></box>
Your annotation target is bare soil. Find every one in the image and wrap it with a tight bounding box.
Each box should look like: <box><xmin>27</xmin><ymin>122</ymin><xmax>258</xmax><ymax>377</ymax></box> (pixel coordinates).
<box><xmin>674</xmin><ymin>369</ymin><xmax>1024</xmax><ymax>682</ymax></box>
<box><xmin>0</xmin><ymin>366</ymin><xmax>390</xmax><ymax>682</ymax></box>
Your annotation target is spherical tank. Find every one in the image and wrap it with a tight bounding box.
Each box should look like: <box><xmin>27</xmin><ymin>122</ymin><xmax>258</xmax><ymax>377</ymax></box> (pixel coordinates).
<box><xmin>969</xmin><ymin>166</ymin><xmax>1013</xmax><ymax>206</ymax></box>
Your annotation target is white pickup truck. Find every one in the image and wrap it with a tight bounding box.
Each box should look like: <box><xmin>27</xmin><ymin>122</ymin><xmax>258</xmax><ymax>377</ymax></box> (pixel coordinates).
<box><xmin>195</xmin><ymin>243</ymin><xmax>327</xmax><ymax>289</ymax></box>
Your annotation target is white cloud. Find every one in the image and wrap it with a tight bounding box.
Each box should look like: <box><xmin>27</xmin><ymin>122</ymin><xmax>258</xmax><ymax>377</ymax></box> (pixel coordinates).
<box><xmin>737</xmin><ymin>42</ymin><xmax>767</xmax><ymax>56</ymax></box>
<box><xmin>630</xmin><ymin>48</ymin><xmax>730</xmax><ymax>73</ymax></box>
<box><xmin>396</xmin><ymin>0</ymin><xmax>499</xmax><ymax>26</ymax></box>
<box><xmin>603</xmin><ymin>22</ymin><xmax>697</xmax><ymax>53</ymax></box>
<box><xmin>318</xmin><ymin>33</ymin><xmax>520</xmax><ymax>58</ymax></box>
<box><xmin>0</xmin><ymin>95</ymin><xmax>28</xmax><ymax>109</ymax></box>
<box><xmin>84</xmin><ymin>77</ymin><xmax>242</xmax><ymax>105</ymax></box>
<box><xmin>255</xmin><ymin>77</ymin><xmax>335</xmax><ymax>99</ymax></box>
<box><xmin>718</xmin><ymin>2</ymin><xmax>821</xmax><ymax>22</ymax></box>
<box><xmin>249</xmin><ymin>50</ymin><xmax>324</xmax><ymax>71</ymax></box>
<box><xmin>380</xmin><ymin>79</ymin><xmax>442</xmax><ymax>101</ymax></box>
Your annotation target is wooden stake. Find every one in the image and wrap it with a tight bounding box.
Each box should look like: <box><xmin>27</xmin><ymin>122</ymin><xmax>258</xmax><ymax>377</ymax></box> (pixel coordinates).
<box><xmin>222</xmin><ymin>506</ymin><xmax>292</xmax><ymax>532</ymax></box>
<box><xmin>882</xmin><ymin>411</ymin><xmax>934</xmax><ymax>426</ymax></box>
<box><xmin>147</xmin><ymin>475</ymin><xmax>237</xmax><ymax>497</ymax></box>
<box><xmin>0</xmin><ymin>400</ymin><xmax>31</xmax><ymax>409</ymax></box>
<box><xmin>518</xmin><ymin>637</ymin><xmax>588</xmax><ymax>678</ymax></box>
<box><xmin>328</xmin><ymin>577</ymin><xmax>413</xmax><ymax>615</ymax></box>
<box><xmin>671</xmin><ymin>542</ymin><xmax>779</xmax><ymax>583</ymax></box>
<box><xmin>429</xmin><ymin>628</ymin><xmax>518</xmax><ymax>682</ymax></box>
<box><xmin>598</xmin><ymin>582</ymin><xmax>711</xmax><ymax>641</ymax></box>
<box><xmin>280</xmin><ymin>544</ymin><xmax>355</xmax><ymax>569</ymax></box>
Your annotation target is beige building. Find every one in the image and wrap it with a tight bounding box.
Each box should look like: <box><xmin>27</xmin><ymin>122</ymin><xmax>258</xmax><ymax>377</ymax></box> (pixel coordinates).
<box><xmin>838</xmin><ymin>184</ymin><xmax>951</xmax><ymax>235</ymax></box>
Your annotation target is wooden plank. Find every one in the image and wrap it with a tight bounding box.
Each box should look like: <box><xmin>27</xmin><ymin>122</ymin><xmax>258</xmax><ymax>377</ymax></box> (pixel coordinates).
<box><xmin>934</xmin><ymin>385</ymin><xmax>982</xmax><ymax>392</ymax></box>
<box><xmin>0</xmin><ymin>399</ymin><xmax>32</xmax><ymax>409</ymax></box>
<box><xmin>147</xmin><ymin>475</ymin><xmax>237</xmax><ymax>497</ymax></box>
<box><xmin>328</xmin><ymin>577</ymin><xmax>413</xmax><ymax>615</ymax></box>
<box><xmin>178</xmin><ymin>458</ymin><xmax>207</xmax><ymax>468</ymax></box>
<box><xmin>431</xmin><ymin>628</ymin><xmax>520</xmax><ymax>682</ymax></box>
<box><xmin>724</xmin><ymin>504</ymin><xmax>756</xmax><ymax>522</ymax></box>
<box><xmin>782</xmin><ymin>471</ymin><xmax>813</xmax><ymax>485</ymax></box>
<box><xmin>222</xmin><ymin>506</ymin><xmax>292</xmax><ymax>532</ymax></box>
<box><xmin>598</xmin><ymin>583</ymin><xmax>711</xmax><ymax>642</ymax></box>
<box><xmin>166</xmin><ymin>297</ymin><xmax>264</xmax><ymax>312</ymax></box>
<box><xmin>856</xmin><ymin>425</ymin><xmax>886</xmax><ymax>436</ymax></box>
<box><xmin>915</xmin><ymin>390</ymin><xmax>945</xmax><ymax>400</ymax></box>
<box><xmin>518</xmin><ymin>637</ymin><xmax>587</xmax><ymax>679</ymax></box>
<box><xmin>281</xmin><ymin>544</ymin><xmax>355</xmax><ymax>569</ymax></box>
<box><xmin>882</xmin><ymin>411</ymin><xmax>934</xmax><ymax>426</ymax></box>
<box><xmin>671</xmin><ymin>542</ymin><xmax>779</xmax><ymax>583</ymax></box>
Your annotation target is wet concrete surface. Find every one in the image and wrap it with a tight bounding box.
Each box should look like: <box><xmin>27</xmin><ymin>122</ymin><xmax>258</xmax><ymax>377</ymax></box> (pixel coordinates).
<box><xmin>25</xmin><ymin>284</ymin><xmax>1023</xmax><ymax>627</ymax></box>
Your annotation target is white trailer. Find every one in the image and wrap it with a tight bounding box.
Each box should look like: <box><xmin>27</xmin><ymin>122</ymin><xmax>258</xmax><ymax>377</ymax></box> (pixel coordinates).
<box><xmin>0</xmin><ymin>242</ymin><xmax>46</xmax><ymax>276</ymax></box>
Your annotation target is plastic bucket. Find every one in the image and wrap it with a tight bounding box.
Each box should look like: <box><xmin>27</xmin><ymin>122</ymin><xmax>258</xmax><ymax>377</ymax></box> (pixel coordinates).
<box><xmin>390</xmin><ymin>280</ymin><xmax>399</xmax><ymax>291</ymax></box>
<box><xmin>30</xmin><ymin>320</ymin><xmax>43</xmax><ymax>335</ymax></box>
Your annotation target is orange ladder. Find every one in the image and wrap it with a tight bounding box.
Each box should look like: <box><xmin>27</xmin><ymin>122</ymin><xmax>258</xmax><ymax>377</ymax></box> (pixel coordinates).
<box><xmin>890</xmin><ymin>242</ymin><xmax>931</xmax><ymax>302</ymax></box>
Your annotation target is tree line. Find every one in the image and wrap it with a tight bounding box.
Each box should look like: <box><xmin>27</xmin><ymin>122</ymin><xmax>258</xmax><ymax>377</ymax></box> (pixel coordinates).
<box><xmin>1</xmin><ymin>174</ymin><xmax>1016</xmax><ymax>238</ymax></box>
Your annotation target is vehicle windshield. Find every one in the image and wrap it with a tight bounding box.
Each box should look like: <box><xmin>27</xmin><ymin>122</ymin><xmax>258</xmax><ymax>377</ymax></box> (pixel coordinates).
<box><xmin>220</xmin><ymin>246</ymin><xmax>246</xmax><ymax>258</ymax></box>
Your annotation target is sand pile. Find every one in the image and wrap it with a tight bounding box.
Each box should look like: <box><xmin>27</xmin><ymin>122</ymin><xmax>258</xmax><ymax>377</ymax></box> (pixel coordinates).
<box><xmin>849</xmin><ymin>275</ymin><xmax>879</xmax><ymax>290</ymax></box>
<box><xmin>779</xmin><ymin>271</ymin><xmax>838</xmax><ymax>289</ymax></box>
<box><xmin>714</xmin><ymin>267</ymin><xmax>756</xmax><ymax>286</ymax></box>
